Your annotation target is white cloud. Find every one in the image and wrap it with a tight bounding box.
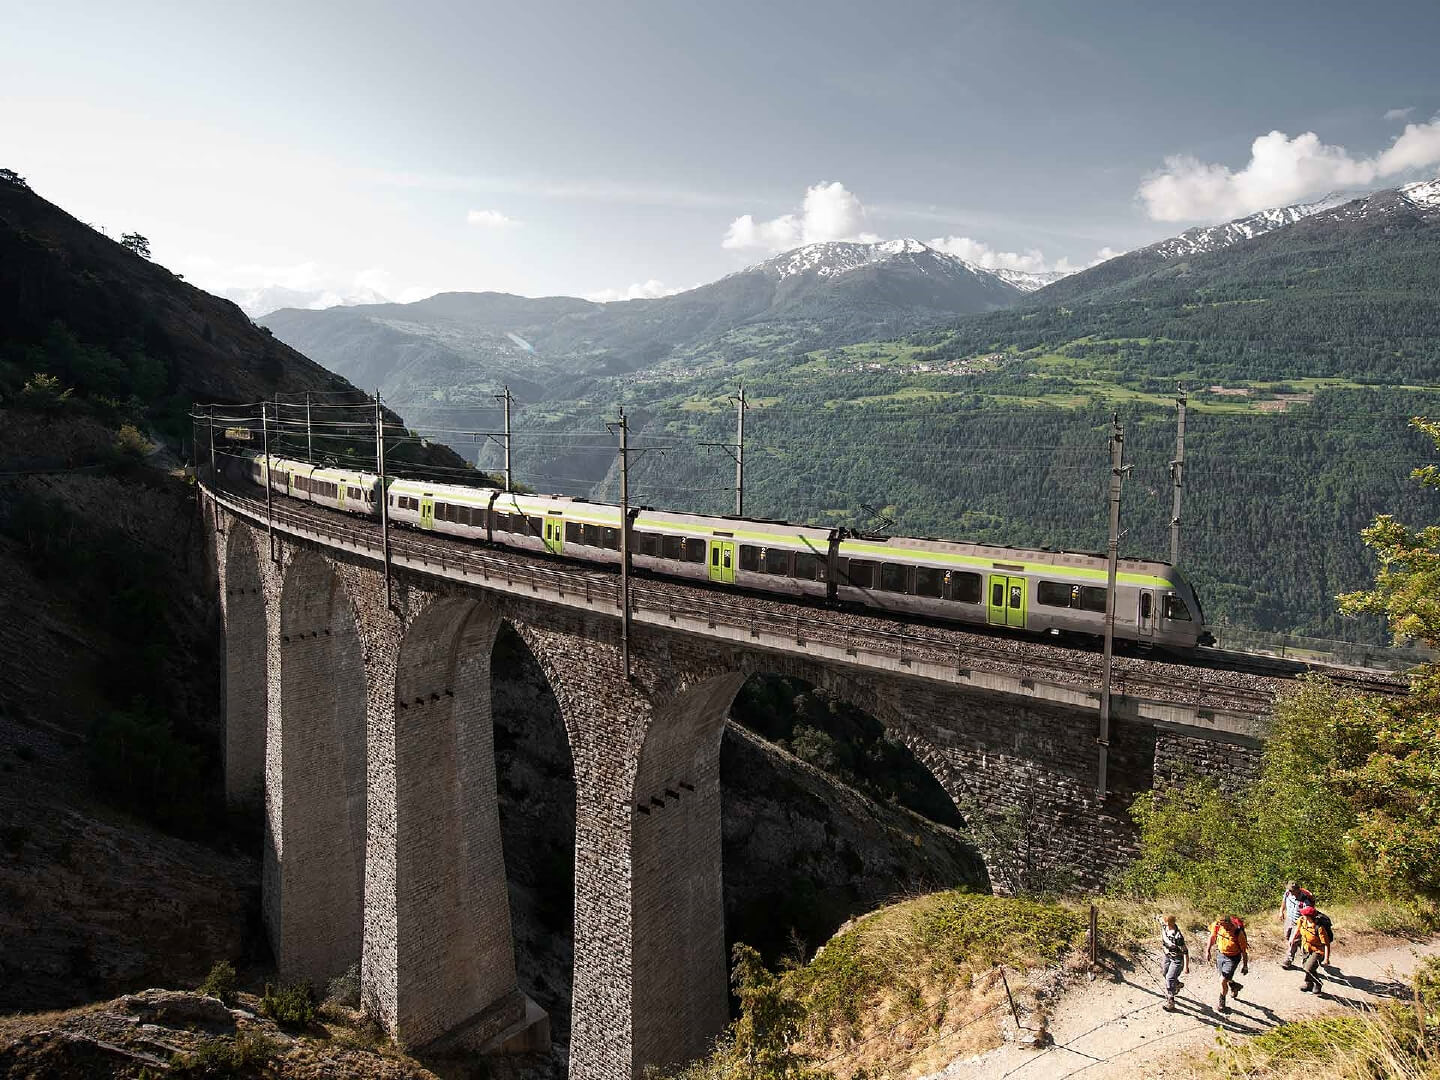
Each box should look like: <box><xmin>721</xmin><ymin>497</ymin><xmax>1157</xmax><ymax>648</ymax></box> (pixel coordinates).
<box><xmin>926</xmin><ymin>236</ymin><xmax>1121</xmax><ymax>275</ymax></box>
<box><xmin>722</xmin><ymin>181</ymin><xmax>879</xmax><ymax>252</ymax></box>
<box><xmin>1138</xmin><ymin>118</ymin><xmax>1440</xmax><ymax>221</ymax></box>
<box><xmin>466</xmin><ymin>208</ymin><xmax>519</xmax><ymax>228</ymax></box>
<box><xmin>926</xmin><ymin>236</ymin><xmax>1049</xmax><ymax>272</ymax></box>
<box><xmin>1385</xmin><ymin>107</ymin><xmax>1416</xmax><ymax>122</ymax></box>
<box><xmin>584</xmin><ymin>279</ymin><xmax>685</xmax><ymax>303</ymax></box>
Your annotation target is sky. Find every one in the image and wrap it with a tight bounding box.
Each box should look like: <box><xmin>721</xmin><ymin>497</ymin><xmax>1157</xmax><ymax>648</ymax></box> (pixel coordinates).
<box><xmin>3</xmin><ymin>0</ymin><xmax>1439</xmax><ymax>308</ymax></box>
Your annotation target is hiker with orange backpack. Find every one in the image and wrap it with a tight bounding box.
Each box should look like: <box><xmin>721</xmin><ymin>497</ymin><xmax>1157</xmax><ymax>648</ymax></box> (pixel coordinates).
<box><xmin>1204</xmin><ymin>915</ymin><xmax>1248</xmax><ymax>1014</ymax></box>
<box><xmin>1293</xmin><ymin>905</ymin><xmax>1334</xmax><ymax>996</ymax></box>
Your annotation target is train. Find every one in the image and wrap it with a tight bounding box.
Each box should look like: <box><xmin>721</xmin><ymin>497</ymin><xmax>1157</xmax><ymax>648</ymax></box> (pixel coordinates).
<box><xmin>230</xmin><ymin>451</ymin><xmax>1215</xmax><ymax>649</ymax></box>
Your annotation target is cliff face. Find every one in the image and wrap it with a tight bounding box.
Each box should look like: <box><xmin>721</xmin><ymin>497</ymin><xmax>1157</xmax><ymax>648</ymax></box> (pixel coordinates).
<box><xmin>0</xmin><ymin>418</ymin><xmax>256</xmax><ymax>1011</ymax></box>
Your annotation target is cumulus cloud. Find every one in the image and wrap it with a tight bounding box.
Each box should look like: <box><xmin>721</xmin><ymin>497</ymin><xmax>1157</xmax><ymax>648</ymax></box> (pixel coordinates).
<box><xmin>1385</xmin><ymin>107</ymin><xmax>1416</xmax><ymax>122</ymax></box>
<box><xmin>1138</xmin><ymin>118</ymin><xmax>1440</xmax><ymax>221</ymax></box>
<box><xmin>585</xmin><ymin>279</ymin><xmax>685</xmax><ymax>303</ymax></box>
<box><xmin>466</xmin><ymin>208</ymin><xmax>519</xmax><ymax>228</ymax></box>
<box><xmin>722</xmin><ymin>181</ymin><xmax>879</xmax><ymax>252</ymax></box>
<box><xmin>926</xmin><ymin>236</ymin><xmax>1121</xmax><ymax>275</ymax></box>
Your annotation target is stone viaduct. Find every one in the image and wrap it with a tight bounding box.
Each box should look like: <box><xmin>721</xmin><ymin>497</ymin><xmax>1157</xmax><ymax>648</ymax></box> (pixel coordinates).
<box><xmin>201</xmin><ymin>477</ymin><xmax>1277</xmax><ymax>1078</ymax></box>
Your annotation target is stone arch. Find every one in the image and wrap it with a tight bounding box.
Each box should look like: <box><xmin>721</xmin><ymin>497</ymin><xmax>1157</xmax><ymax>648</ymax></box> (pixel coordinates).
<box><xmin>223</xmin><ymin>524</ymin><xmax>267</xmax><ymax>810</ymax></box>
<box><xmin>275</xmin><ymin>551</ymin><xmax>368</xmax><ymax>987</ymax></box>
<box><xmin>381</xmin><ymin>597</ymin><xmax>529</xmax><ymax>1049</ymax></box>
<box><xmin>629</xmin><ymin>669</ymin><xmax>747</xmax><ymax>1071</ymax></box>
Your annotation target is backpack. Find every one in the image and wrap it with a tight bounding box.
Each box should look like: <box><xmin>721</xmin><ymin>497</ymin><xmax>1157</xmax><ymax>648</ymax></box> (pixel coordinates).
<box><xmin>1314</xmin><ymin>912</ymin><xmax>1334</xmax><ymax>944</ymax></box>
<box><xmin>1214</xmin><ymin>918</ymin><xmax>1246</xmax><ymax>956</ymax></box>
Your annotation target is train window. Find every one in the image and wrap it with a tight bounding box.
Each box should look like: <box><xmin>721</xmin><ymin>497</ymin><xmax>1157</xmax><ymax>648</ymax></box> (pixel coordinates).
<box><xmin>582</xmin><ymin>523</ymin><xmax>600</xmax><ymax>546</ymax></box>
<box><xmin>947</xmin><ymin>571</ymin><xmax>982</xmax><ymax>603</ymax></box>
<box><xmin>763</xmin><ymin>548</ymin><xmax>793</xmax><ymax>576</ymax></box>
<box><xmin>880</xmin><ymin>563</ymin><xmax>908</xmax><ymax>593</ymax></box>
<box><xmin>793</xmin><ymin>552</ymin><xmax>819</xmax><ymax>580</ymax></box>
<box><xmin>739</xmin><ymin>545</ymin><xmax>759</xmax><ymax>572</ymax></box>
<box><xmin>438</xmin><ymin>503</ymin><xmax>450</xmax><ymax>522</ymax></box>
<box><xmin>1037</xmin><ymin>581</ymin><xmax>1071</xmax><ymax>608</ymax></box>
<box><xmin>1164</xmin><ymin>595</ymin><xmax>1192</xmax><ymax>621</ymax></box>
<box><xmin>914</xmin><ymin>566</ymin><xmax>943</xmax><ymax>598</ymax></box>
<box><xmin>1079</xmin><ymin>587</ymin><xmax>1107</xmax><ymax>613</ymax></box>
<box><xmin>662</xmin><ymin>535</ymin><xmax>683</xmax><ymax>560</ymax></box>
<box><xmin>527</xmin><ymin>516</ymin><xmax>543</xmax><ymax>536</ymax></box>
<box><xmin>602</xmin><ymin>526</ymin><xmax>621</xmax><ymax>550</ymax></box>
<box><xmin>636</xmin><ymin>532</ymin><xmax>659</xmax><ymax>557</ymax></box>
<box><xmin>846</xmin><ymin>560</ymin><xmax>875</xmax><ymax>589</ymax></box>
<box><xmin>1010</xmin><ymin>584</ymin><xmax>1023</xmax><ymax>609</ymax></box>
<box><xmin>684</xmin><ymin>538</ymin><xmax>707</xmax><ymax>563</ymax></box>
<box><xmin>1140</xmin><ymin>592</ymin><xmax>1153</xmax><ymax>619</ymax></box>
<box><xmin>991</xmin><ymin>581</ymin><xmax>1004</xmax><ymax>608</ymax></box>
<box><xmin>565</xmin><ymin>521</ymin><xmax>582</xmax><ymax>543</ymax></box>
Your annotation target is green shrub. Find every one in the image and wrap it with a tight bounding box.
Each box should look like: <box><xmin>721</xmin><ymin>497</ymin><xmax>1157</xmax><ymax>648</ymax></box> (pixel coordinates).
<box><xmin>19</xmin><ymin>371</ymin><xmax>73</xmax><ymax>410</ymax></box>
<box><xmin>198</xmin><ymin>960</ymin><xmax>238</xmax><ymax>1005</ymax></box>
<box><xmin>114</xmin><ymin>422</ymin><xmax>153</xmax><ymax>459</ymax></box>
<box><xmin>1119</xmin><ymin>678</ymin><xmax>1368</xmax><ymax>913</ymax></box>
<box><xmin>169</xmin><ymin>1027</ymin><xmax>276</xmax><ymax>1076</ymax></box>
<box><xmin>260</xmin><ymin>981</ymin><xmax>316</xmax><ymax>1027</ymax></box>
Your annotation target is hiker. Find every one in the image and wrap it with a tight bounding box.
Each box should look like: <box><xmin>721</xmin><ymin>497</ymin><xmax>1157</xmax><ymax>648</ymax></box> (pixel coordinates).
<box><xmin>1279</xmin><ymin>881</ymin><xmax>1315</xmax><ymax>968</ymax></box>
<box><xmin>1160</xmin><ymin>914</ymin><xmax>1190</xmax><ymax>1011</ymax></box>
<box><xmin>1205</xmin><ymin>915</ymin><xmax>1248</xmax><ymax>1014</ymax></box>
<box><xmin>1293</xmin><ymin>905</ymin><xmax>1334</xmax><ymax>995</ymax></box>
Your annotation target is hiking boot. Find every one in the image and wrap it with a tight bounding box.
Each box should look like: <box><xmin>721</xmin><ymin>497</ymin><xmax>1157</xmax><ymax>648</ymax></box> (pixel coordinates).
<box><xmin>1229</xmin><ymin>980</ymin><xmax>1243</xmax><ymax>997</ymax></box>
<box><xmin>1281</xmin><ymin>961</ymin><xmax>1294</xmax><ymax>970</ymax></box>
<box><xmin>1163</xmin><ymin>1001</ymin><xmax>1177</xmax><ymax>1012</ymax></box>
<box><xmin>1175</xmin><ymin>981</ymin><xmax>1185</xmax><ymax>992</ymax></box>
<box><xmin>1218</xmin><ymin>998</ymin><xmax>1230</xmax><ymax>1013</ymax></box>
<box><xmin>1299</xmin><ymin>983</ymin><xmax>1312</xmax><ymax>992</ymax></box>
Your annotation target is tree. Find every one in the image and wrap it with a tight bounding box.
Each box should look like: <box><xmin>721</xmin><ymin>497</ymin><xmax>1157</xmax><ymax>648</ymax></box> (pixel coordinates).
<box><xmin>120</xmin><ymin>232</ymin><xmax>151</xmax><ymax>259</ymax></box>
<box><xmin>1338</xmin><ymin>418</ymin><xmax>1440</xmax><ymax>648</ymax></box>
<box><xmin>1330</xmin><ymin>417</ymin><xmax>1440</xmax><ymax>896</ymax></box>
<box><xmin>0</xmin><ymin>167</ymin><xmax>26</xmax><ymax>188</ymax></box>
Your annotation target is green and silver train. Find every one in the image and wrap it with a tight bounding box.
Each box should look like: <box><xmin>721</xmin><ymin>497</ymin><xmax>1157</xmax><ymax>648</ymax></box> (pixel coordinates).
<box><xmin>237</xmin><ymin>452</ymin><xmax>1214</xmax><ymax>649</ymax></box>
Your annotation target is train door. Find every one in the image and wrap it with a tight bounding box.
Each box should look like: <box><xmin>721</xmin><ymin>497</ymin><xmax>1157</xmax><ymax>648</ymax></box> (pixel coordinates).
<box><xmin>336</xmin><ymin>482</ymin><xmax>346</xmax><ymax>511</ymax></box>
<box><xmin>542</xmin><ymin>513</ymin><xmax>564</xmax><ymax>554</ymax></box>
<box><xmin>419</xmin><ymin>495</ymin><xmax>435</xmax><ymax>530</ymax></box>
<box><xmin>987</xmin><ymin>574</ymin><xmax>1027</xmax><ymax>628</ymax></box>
<box><xmin>1137</xmin><ymin>589</ymin><xmax>1156</xmax><ymax>641</ymax></box>
<box><xmin>709</xmin><ymin>539</ymin><xmax>735</xmax><ymax>584</ymax></box>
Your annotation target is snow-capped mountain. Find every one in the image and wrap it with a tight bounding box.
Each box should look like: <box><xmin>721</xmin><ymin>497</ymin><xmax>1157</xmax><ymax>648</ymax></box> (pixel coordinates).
<box><xmin>1146</xmin><ymin>193</ymin><xmax>1353</xmax><ymax>260</ymax></box>
<box><xmin>989</xmin><ymin>268</ymin><xmax>1072</xmax><ymax>292</ymax></box>
<box><xmin>1400</xmin><ymin>175</ymin><xmax>1440</xmax><ymax>211</ymax></box>
<box><xmin>221</xmin><ymin>284</ymin><xmax>391</xmax><ymax>319</ymax></box>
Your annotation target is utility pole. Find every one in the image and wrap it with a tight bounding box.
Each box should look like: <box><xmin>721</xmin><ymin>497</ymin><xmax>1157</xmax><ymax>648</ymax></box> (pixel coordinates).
<box><xmin>262</xmin><ymin>400</ymin><xmax>276</xmax><ymax>562</ymax></box>
<box><xmin>610</xmin><ymin>407</ymin><xmax>633</xmax><ymax>677</ymax></box>
<box><xmin>305</xmin><ymin>391</ymin><xmax>314</xmax><ymax>464</ymax></box>
<box><xmin>493</xmin><ymin>385</ymin><xmax>513</xmax><ymax>491</ymax></box>
<box><xmin>1169</xmin><ymin>386</ymin><xmax>1187</xmax><ymax>566</ymax></box>
<box><xmin>1097</xmin><ymin>415</ymin><xmax>1130</xmax><ymax>799</ymax></box>
<box><xmin>208</xmin><ymin>406</ymin><xmax>216</xmax><ymax>481</ymax></box>
<box><xmin>376</xmin><ymin>392</ymin><xmax>393</xmax><ymax>612</ymax></box>
<box><xmin>733</xmin><ymin>383</ymin><xmax>747</xmax><ymax>515</ymax></box>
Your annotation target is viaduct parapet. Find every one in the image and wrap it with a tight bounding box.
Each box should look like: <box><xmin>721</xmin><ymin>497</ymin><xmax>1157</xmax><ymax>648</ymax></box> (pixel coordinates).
<box><xmin>203</xmin><ymin>480</ymin><xmax>1278</xmax><ymax>1077</ymax></box>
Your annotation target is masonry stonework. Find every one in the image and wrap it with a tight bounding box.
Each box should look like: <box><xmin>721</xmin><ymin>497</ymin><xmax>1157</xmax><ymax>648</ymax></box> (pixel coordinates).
<box><xmin>205</xmin><ymin>497</ymin><xmax>1274</xmax><ymax>1080</ymax></box>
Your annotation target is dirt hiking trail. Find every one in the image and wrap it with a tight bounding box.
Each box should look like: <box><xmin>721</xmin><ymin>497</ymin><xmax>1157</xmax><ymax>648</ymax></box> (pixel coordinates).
<box><xmin>927</xmin><ymin>935</ymin><xmax>1440</xmax><ymax>1080</ymax></box>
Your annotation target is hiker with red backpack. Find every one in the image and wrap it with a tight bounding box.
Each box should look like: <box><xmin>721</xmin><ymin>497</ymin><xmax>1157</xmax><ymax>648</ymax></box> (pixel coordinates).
<box><xmin>1205</xmin><ymin>915</ymin><xmax>1249</xmax><ymax>1014</ymax></box>
<box><xmin>1293</xmin><ymin>905</ymin><xmax>1334</xmax><ymax>995</ymax></box>
<box><xmin>1279</xmin><ymin>881</ymin><xmax>1316</xmax><ymax>968</ymax></box>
